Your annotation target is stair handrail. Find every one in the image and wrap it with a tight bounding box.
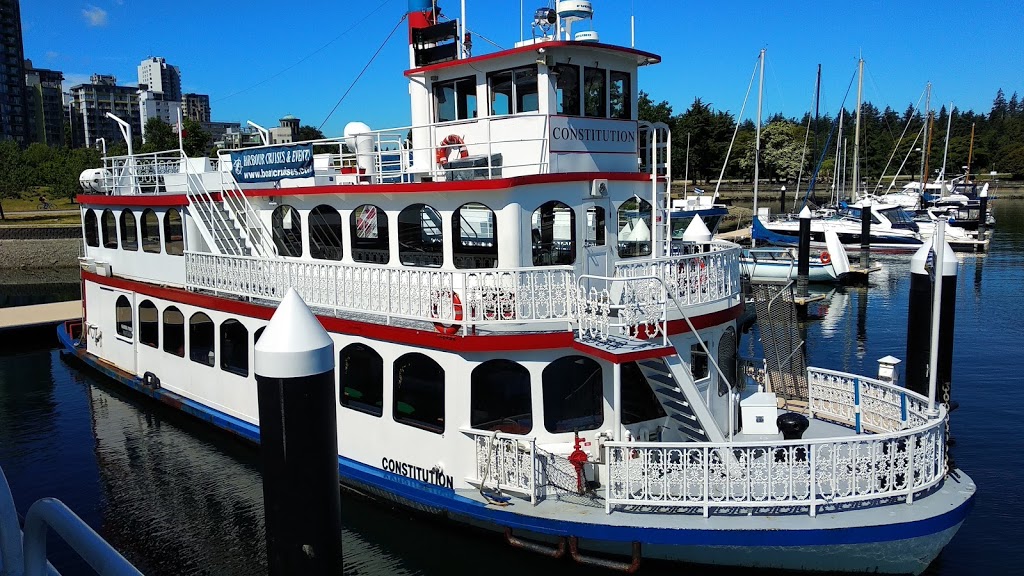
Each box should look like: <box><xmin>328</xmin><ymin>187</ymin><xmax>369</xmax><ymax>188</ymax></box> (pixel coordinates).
<box><xmin>216</xmin><ymin>161</ymin><xmax>278</xmax><ymax>258</ymax></box>
<box><xmin>179</xmin><ymin>153</ymin><xmax>248</xmax><ymax>256</ymax></box>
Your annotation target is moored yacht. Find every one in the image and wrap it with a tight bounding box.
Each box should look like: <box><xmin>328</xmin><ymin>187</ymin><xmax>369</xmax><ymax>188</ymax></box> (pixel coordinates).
<box><xmin>754</xmin><ymin>199</ymin><xmax>924</xmax><ymax>252</ymax></box>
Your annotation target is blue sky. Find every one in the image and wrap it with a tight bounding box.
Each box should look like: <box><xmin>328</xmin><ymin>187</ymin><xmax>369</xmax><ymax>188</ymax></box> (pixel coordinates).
<box><xmin>21</xmin><ymin>0</ymin><xmax>1023</xmax><ymax>136</ymax></box>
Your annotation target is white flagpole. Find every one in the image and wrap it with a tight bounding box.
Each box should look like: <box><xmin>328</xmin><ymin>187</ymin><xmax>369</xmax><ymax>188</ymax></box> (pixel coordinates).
<box><xmin>177</xmin><ymin>107</ymin><xmax>185</xmax><ymax>154</ymax></box>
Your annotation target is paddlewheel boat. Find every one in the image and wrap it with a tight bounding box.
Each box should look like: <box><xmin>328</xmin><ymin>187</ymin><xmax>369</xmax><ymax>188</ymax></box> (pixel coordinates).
<box><xmin>62</xmin><ymin>1</ymin><xmax>974</xmax><ymax>573</ymax></box>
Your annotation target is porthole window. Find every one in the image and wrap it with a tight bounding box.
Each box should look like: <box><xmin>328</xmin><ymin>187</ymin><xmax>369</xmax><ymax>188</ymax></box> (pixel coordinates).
<box><xmin>453</xmin><ymin>202</ymin><xmax>498</xmax><ymax>269</ymax></box>
<box><xmin>272</xmin><ymin>205</ymin><xmax>302</xmax><ymax>257</ymax></box>
<box><xmin>340</xmin><ymin>343</ymin><xmax>384</xmax><ymax>417</ymax></box>
<box><xmin>309</xmin><ymin>205</ymin><xmax>343</xmax><ymax>261</ymax></box>
<box><xmin>101</xmin><ymin>209</ymin><xmax>118</xmax><ymax>249</ymax></box>
<box><xmin>120</xmin><ymin>209</ymin><xmax>138</xmax><ymax>251</ymax></box>
<box><xmin>471</xmin><ymin>360</ymin><xmax>532</xmax><ymax>434</ymax></box>
<box><xmin>531</xmin><ymin>201</ymin><xmax>575</xmax><ymax>266</ymax></box>
<box><xmin>115</xmin><ymin>295</ymin><xmax>133</xmax><ymax>339</ymax></box>
<box><xmin>141</xmin><ymin>209</ymin><xmax>161</xmax><ymax>253</ymax></box>
<box><xmin>542</xmin><ymin>356</ymin><xmax>603</xmax><ymax>433</ymax></box>
<box><xmin>163</xmin><ymin>306</ymin><xmax>185</xmax><ymax>357</ymax></box>
<box><xmin>617</xmin><ymin>197</ymin><xmax>653</xmax><ymax>258</ymax></box>
<box><xmin>350</xmin><ymin>204</ymin><xmax>389</xmax><ymax>264</ymax></box>
<box><xmin>220</xmin><ymin>319</ymin><xmax>248</xmax><ymax>376</ymax></box>
<box><xmin>139</xmin><ymin>300</ymin><xmax>158</xmax><ymax>348</ymax></box>
<box><xmin>84</xmin><ymin>209</ymin><xmax>99</xmax><ymax>247</ymax></box>
<box><xmin>394</xmin><ymin>353</ymin><xmax>445</xmax><ymax>434</ymax></box>
<box><xmin>398</xmin><ymin>203</ymin><xmax>443</xmax><ymax>267</ymax></box>
<box><xmin>164</xmin><ymin>209</ymin><xmax>184</xmax><ymax>256</ymax></box>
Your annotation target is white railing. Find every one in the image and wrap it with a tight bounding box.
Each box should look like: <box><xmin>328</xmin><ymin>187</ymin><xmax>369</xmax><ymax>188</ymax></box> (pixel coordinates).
<box><xmin>102</xmin><ymin>150</ymin><xmax>183</xmax><ymax>195</ymax></box>
<box><xmin>604</xmin><ymin>371</ymin><xmax>947</xmax><ymax>516</ymax></box>
<box><xmin>576</xmin><ymin>274</ymin><xmax>668</xmax><ymax>344</ymax></box>
<box><xmin>462</xmin><ymin>428</ymin><xmax>537</xmax><ymax>505</ymax></box>
<box><xmin>615</xmin><ymin>242</ymin><xmax>741</xmax><ymax>308</ymax></box>
<box><xmin>807</xmin><ymin>367</ymin><xmax>928</xmax><ymax>432</ymax></box>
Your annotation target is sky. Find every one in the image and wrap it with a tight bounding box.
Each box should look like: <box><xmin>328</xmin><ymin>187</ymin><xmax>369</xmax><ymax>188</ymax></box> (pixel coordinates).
<box><xmin>20</xmin><ymin>0</ymin><xmax>1024</xmax><ymax>137</ymax></box>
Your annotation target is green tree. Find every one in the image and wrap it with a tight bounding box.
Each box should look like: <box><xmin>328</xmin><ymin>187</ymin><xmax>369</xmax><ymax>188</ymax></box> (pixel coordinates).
<box><xmin>297</xmin><ymin>125</ymin><xmax>325</xmax><ymax>141</ymax></box>
<box><xmin>182</xmin><ymin>119</ymin><xmax>211</xmax><ymax>157</ymax></box>
<box><xmin>638</xmin><ymin>91</ymin><xmax>673</xmax><ymax>125</ymax></box>
<box><xmin>0</xmin><ymin>140</ymin><xmax>21</xmax><ymax>219</ymax></box>
<box><xmin>140</xmin><ymin>118</ymin><xmax>178</xmax><ymax>152</ymax></box>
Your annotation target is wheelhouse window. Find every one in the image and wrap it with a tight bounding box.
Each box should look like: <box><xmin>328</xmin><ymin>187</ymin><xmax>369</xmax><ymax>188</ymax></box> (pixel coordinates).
<box><xmin>553</xmin><ymin>63</ymin><xmax>580</xmax><ymax>116</ymax></box>
<box><xmin>532</xmin><ymin>201</ymin><xmax>576</xmax><ymax>266</ymax></box>
<box><xmin>620</xmin><ymin>361</ymin><xmax>667</xmax><ymax>425</ymax></box>
<box><xmin>101</xmin><ymin>209</ymin><xmax>117</xmax><ymax>248</ymax></box>
<box><xmin>115</xmin><ymin>295</ymin><xmax>133</xmax><ymax>339</ymax></box>
<box><xmin>583</xmin><ymin>67</ymin><xmax>607</xmax><ymax>117</ymax></box>
<box><xmin>139</xmin><ymin>300</ymin><xmax>158</xmax><ymax>348</ymax></box>
<box><xmin>164</xmin><ymin>208</ymin><xmax>184</xmax><ymax>256</ymax></box>
<box><xmin>489</xmin><ymin>66</ymin><xmax>539</xmax><ymax>116</ymax></box>
<box><xmin>220</xmin><ymin>319</ymin><xmax>248</xmax><ymax>377</ymax></box>
<box><xmin>433</xmin><ymin>76</ymin><xmax>477</xmax><ymax>122</ymax></box>
<box><xmin>609</xmin><ymin>71</ymin><xmax>631</xmax><ymax>119</ymax></box>
<box><xmin>141</xmin><ymin>209</ymin><xmax>161</xmax><ymax>253</ymax></box>
<box><xmin>453</xmin><ymin>202</ymin><xmax>498</xmax><ymax>269</ymax></box>
<box><xmin>398</xmin><ymin>204</ymin><xmax>443</xmax><ymax>267</ymax></box>
<box><xmin>272</xmin><ymin>205</ymin><xmax>302</xmax><ymax>257</ymax></box>
<box><xmin>309</xmin><ymin>205</ymin><xmax>343</xmax><ymax>261</ymax></box>
<box><xmin>189</xmin><ymin>312</ymin><xmax>215</xmax><ymax>367</ymax></box>
<box><xmin>543</xmin><ymin>356</ymin><xmax>603</xmax><ymax>433</ymax></box>
<box><xmin>471</xmin><ymin>360</ymin><xmax>532</xmax><ymax>434</ymax></box>
<box><xmin>120</xmin><ymin>209</ymin><xmax>138</xmax><ymax>251</ymax></box>
<box><xmin>394</xmin><ymin>353</ymin><xmax>445</xmax><ymax>434</ymax></box>
<box><xmin>350</xmin><ymin>204</ymin><xmax>389</xmax><ymax>264</ymax></box>
<box><xmin>84</xmin><ymin>209</ymin><xmax>99</xmax><ymax>247</ymax></box>
<box><xmin>617</xmin><ymin>197</ymin><xmax>653</xmax><ymax>257</ymax></box>
<box><xmin>585</xmin><ymin>206</ymin><xmax>605</xmax><ymax>247</ymax></box>
<box><xmin>691</xmin><ymin>341</ymin><xmax>710</xmax><ymax>381</ymax></box>
<box><xmin>163</xmin><ymin>306</ymin><xmax>185</xmax><ymax>357</ymax></box>
<box><xmin>340</xmin><ymin>343</ymin><xmax>383</xmax><ymax>417</ymax></box>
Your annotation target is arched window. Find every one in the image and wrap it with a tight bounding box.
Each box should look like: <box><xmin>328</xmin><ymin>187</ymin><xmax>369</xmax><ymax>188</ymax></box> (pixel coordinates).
<box><xmin>718</xmin><ymin>327</ymin><xmax>737</xmax><ymax>397</ymax></box>
<box><xmin>617</xmin><ymin>197</ymin><xmax>653</xmax><ymax>258</ymax></box>
<box><xmin>394</xmin><ymin>353</ymin><xmax>444</xmax><ymax>433</ymax></box>
<box><xmin>340</xmin><ymin>343</ymin><xmax>383</xmax><ymax>417</ymax></box>
<box><xmin>398</xmin><ymin>204</ymin><xmax>442</xmax><ymax>267</ymax></box>
<box><xmin>115</xmin><ymin>295</ymin><xmax>133</xmax><ymax>339</ymax></box>
<box><xmin>542</xmin><ymin>356</ymin><xmax>603</xmax><ymax>433</ymax></box>
<box><xmin>189</xmin><ymin>312</ymin><xmax>215</xmax><ymax>366</ymax></box>
<box><xmin>138</xmin><ymin>300</ymin><xmax>158</xmax><ymax>347</ymax></box>
<box><xmin>163</xmin><ymin>306</ymin><xmax>185</xmax><ymax>357</ymax></box>
<box><xmin>141</xmin><ymin>209</ymin><xmax>161</xmax><ymax>253</ymax></box>
<box><xmin>220</xmin><ymin>319</ymin><xmax>249</xmax><ymax>376</ymax></box>
<box><xmin>309</xmin><ymin>205</ymin><xmax>343</xmax><ymax>261</ymax></box>
<box><xmin>272</xmin><ymin>205</ymin><xmax>302</xmax><ymax>257</ymax></box>
<box><xmin>471</xmin><ymin>360</ymin><xmax>531</xmax><ymax>434</ymax></box>
<box><xmin>531</xmin><ymin>201</ymin><xmax>575</xmax><ymax>265</ymax></box>
<box><xmin>120</xmin><ymin>209</ymin><xmax>138</xmax><ymax>251</ymax></box>
<box><xmin>83</xmin><ymin>209</ymin><xmax>99</xmax><ymax>247</ymax></box>
<box><xmin>453</xmin><ymin>202</ymin><xmax>498</xmax><ymax>269</ymax></box>
<box><xmin>101</xmin><ymin>209</ymin><xmax>118</xmax><ymax>249</ymax></box>
<box><xmin>164</xmin><ymin>208</ymin><xmax>184</xmax><ymax>256</ymax></box>
<box><xmin>350</xmin><ymin>204</ymin><xmax>389</xmax><ymax>264</ymax></box>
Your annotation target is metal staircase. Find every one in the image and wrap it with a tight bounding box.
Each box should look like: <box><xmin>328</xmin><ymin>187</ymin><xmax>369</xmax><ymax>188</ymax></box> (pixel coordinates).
<box><xmin>637</xmin><ymin>358</ymin><xmax>710</xmax><ymax>442</ymax></box>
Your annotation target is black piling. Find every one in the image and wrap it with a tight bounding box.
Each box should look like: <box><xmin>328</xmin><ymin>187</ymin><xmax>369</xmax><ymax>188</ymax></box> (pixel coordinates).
<box><xmin>904</xmin><ymin>237</ymin><xmax>958</xmax><ymax>400</ymax></box>
<box><xmin>860</xmin><ymin>199</ymin><xmax>871</xmax><ymax>268</ymax></box>
<box><xmin>977</xmin><ymin>187</ymin><xmax>989</xmax><ymax>249</ymax></box>
<box><xmin>797</xmin><ymin>206</ymin><xmax>811</xmax><ymax>298</ymax></box>
<box><xmin>255</xmin><ymin>289</ymin><xmax>342</xmax><ymax>576</ymax></box>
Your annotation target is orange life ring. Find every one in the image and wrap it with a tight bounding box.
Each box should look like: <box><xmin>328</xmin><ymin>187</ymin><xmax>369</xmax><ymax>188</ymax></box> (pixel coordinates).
<box><xmin>431</xmin><ymin>291</ymin><xmax>463</xmax><ymax>335</ymax></box>
<box><xmin>435</xmin><ymin>134</ymin><xmax>468</xmax><ymax>165</ymax></box>
<box><xmin>820</xmin><ymin>251</ymin><xmax>831</xmax><ymax>265</ymax></box>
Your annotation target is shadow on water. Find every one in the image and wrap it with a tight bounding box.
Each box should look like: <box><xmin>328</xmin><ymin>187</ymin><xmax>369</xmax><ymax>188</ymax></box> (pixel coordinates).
<box><xmin>0</xmin><ymin>281</ymin><xmax>80</xmax><ymax>308</ymax></box>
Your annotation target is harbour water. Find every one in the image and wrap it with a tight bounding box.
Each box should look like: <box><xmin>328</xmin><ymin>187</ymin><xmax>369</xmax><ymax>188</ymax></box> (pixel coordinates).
<box><xmin>1</xmin><ymin>200</ymin><xmax>1022</xmax><ymax>575</ymax></box>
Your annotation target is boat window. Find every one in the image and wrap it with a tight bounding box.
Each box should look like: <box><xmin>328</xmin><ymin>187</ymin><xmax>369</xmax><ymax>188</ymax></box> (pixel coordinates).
<box><xmin>398</xmin><ymin>204</ymin><xmax>443</xmax><ymax>268</ymax></box>
<box><xmin>220</xmin><ymin>319</ymin><xmax>248</xmax><ymax>377</ymax></box>
<box><xmin>543</xmin><ymin>356</ymin><xmax>603</xmax><ymax>433</ymax></box>
<box><xmin>433</xmin><ymin>76</ymin><xmax>477</xmax><ymax>122</ymax></box>
<box><xmin>189</xmin><ymin>312</ymin><xmax>215</xmax><ymax>367</ymax></box>
<box><xmin>101</xmin><ymin>209</ymin><xmax>118</xmax><ymax>249</ymax></box>
<box><xmin>340</xmin><ymin>343</ymin><xmax>383</xmax><ymax>417</ymax></box>
<box><xmin>350</xmin><ymin>204</ymin><xmax>389</xmax><ymax>264</ymax></box>
<box><xmin>394</xmin><ymin>353</ymin><xmax>445</xmax><ymax>434</ymax></box>
<box><xmin>532</xmin><ymin>201</ymin><xmax>576</xmax><ymax>266</ymax></box>
<box><xmin>163</xmin><ymin>306</ymin><xmax>185</xmax><ymax>357</ymax></box>
<box><xmin>84</xmin><ymin>209</ymin><xmax>99</xmax><ymax>247</ymax></box>
<box><xmin>585</xmin><ymin>206</ymin><xmax>606</xmax><ymax>247</ymax></box>
<box><xmin>583</xmin><ymin>67</ymin><xmax>606</xmax><ymax>117</ymax></box>
<box><xmin>717</xmin><ymin>327</ymin><xmax>737</xmax><ymax>397</ymax></box>
<box><xmin>115</xmin><ymin>295</ymin><xmax>133</xmax><ymax>339</ymax></box>
<box><xmin>164</xmin><ymin>208</ymin><xmax>184</xmax><ymax>256</ymax></box>
<box><xmin>141</xmin><ymin>209</ymin><xmax>161</xmax><ymax>253</ymax></box>
<box><xmin>621</xmin><ymin>361</ymin><xmax>667</xmax><ymax>425</ymax></box>
<box><xmin>120</xmin><ymin>209</ymin><xmax>138</xmax><ymax>251</ymax></box>
<box><xmin>139</xmin><ymin>300</ymin><xmax>158</xmax><ymax>348</ymax></box>
<box><xmin>609</xmin><ymin>71</ymin><xmax>631</xmax><ymax>119</ymax></box>
<box><xmin>453</xmin><ymin>202</ymin><xmax>497</xmax><ymax>269</ymax></box>
<box><xmin>488</xmin><ymin>66</ymin><xmax>538</xmax><ymax>116</ymax></box>
<box><xmin>617</xmin><ymin>197</ymin><xmax>653</xmax><ymax>257</ymax></box>
<box><xmin>553</xmin><ymin>63</ymin><xmax>580</xmax><ymax>116</ymax></box>
<box><xmin>880</xmin><ymin>207</ymin><xmax>916</xmax><ymax>226</ymax></box>
<box><xmin>272</xmin><ymin>205</ymin><xmax>302</xmax><ymax>257</ymax></box>
<box><xmin>515</xmin><ymin>67</ymin><xmax>539</xmax><ymax>113</ymax></box>
<box><xmin>309</xmin><ymin>205</ymin><xmax>343</xmax><ymax>261</ymax></box>
<box><xmin>691</xmin><ymin>341</ymin><xmax>710</xmax><ymax>381</ymax></box>
<box><xmin>844</xmin><ymin>207</ymin><xmax>880</xmax><ymax>225</ymax></box>
<box><xmin>471</xmin><ymin>360</ymin><xmax>532</xmax><ymax>434</ymax></box>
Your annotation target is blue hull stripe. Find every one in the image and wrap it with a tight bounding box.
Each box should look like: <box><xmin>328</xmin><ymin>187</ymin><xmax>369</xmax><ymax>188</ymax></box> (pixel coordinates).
<box><xmin>58</xmin><ymin>324</ymin><xmax>975</xmax><ymax>549</ymax></box>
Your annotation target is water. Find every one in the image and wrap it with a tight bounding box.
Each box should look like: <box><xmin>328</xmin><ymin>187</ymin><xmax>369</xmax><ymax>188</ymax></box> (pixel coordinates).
<box><xmin>1</xmin><ymin>201</ymin><xmax>1022</xmax><ymax>575</ymax></box>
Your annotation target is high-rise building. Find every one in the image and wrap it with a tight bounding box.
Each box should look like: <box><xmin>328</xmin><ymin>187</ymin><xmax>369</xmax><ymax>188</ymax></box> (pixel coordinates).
<box><xmin>182</xmin><ymin>93</ymin><xmax>210</xmax><ymax>123</ymax></box>
<box><xmin>0</xmin><ymin>0</ymin><xmax>28</xmax><ymax>144</ymax></box>
<box><xmin>24</xmin><ymin>59</ymin><xmax>65</xmax><ymax>147</ymax></box>
<box><xmin>137</xmin><ymin>57</ymin><xmax>181</xmax><ymax>101</ymax></box>
<box><xmin>138</xmin><ymin>89</ymin><xmax>181</xmax><ymax>141</ymax></box>
<box><xmin>68</xmin><ymin>74</ymin><xmax>141</xmax><ymax>149</ymax></box>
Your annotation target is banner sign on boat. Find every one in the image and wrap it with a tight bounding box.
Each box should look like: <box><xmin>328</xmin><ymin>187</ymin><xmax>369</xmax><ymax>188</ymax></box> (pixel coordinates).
<box><xmin>229</xmin><ymin>144</ymin><xmax>314</xmax><ymax>183</ymax></box>
<box><xmin>549</xmin><ymin>117</ymin><xmax>638</xmax><ymax>154</ymax></box>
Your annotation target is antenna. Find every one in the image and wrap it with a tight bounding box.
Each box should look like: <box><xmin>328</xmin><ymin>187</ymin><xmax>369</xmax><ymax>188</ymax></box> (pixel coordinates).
<box><xmin>631</xmin><ymin>0</ymin><xmax>635</xmax><ymax>48</ymax></box>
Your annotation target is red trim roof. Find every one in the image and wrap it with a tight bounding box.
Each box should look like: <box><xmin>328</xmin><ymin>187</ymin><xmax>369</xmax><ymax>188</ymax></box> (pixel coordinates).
<box><xmin>405</xmin><ymin>41</ymin><xmax>661</xmax><ymax>77</ymax></box>
<box><xmin>76</xmin><ymin>194</ymin><xmax>199</xmax><ymax>207</ymax></box>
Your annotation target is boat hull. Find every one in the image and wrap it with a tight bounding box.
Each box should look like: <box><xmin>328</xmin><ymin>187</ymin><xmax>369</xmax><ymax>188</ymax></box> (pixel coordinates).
<box><xmin>753</xmin><ymin>217</ymin><xmax>923</xmax><ymax>252</ymax></box>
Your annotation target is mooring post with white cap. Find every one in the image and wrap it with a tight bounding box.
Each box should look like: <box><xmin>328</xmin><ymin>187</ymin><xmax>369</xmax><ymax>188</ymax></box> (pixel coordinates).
<box><xmin>860</xmin><ymin>198</ymin><xmax>871</xmax><ymax>269</ymax></box>
<box><xmin>797</xmin><ymin>206</ymin><xmax>811</xmax><ymax>298</ymax></box>
<box><xmin>254</xmin><ymin>288</ymin><xmax>342</xmax><ymax>576</ymax></box>
<box><xmin>977</xmin><ymin>186</ymin><xmax>989</xmax><ymax>249</ymax></box>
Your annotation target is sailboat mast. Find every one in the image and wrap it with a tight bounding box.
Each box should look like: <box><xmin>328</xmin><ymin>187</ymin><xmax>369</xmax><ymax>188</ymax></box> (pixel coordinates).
<box><xmin>939</xmin><ymin>101</ymin><xmax>953</xmax><ymax>183</ymax></box>
<box><xmin>753</xmin><ymin>48</ymin><xmax>765</xmax><ymax>223</ymax></box>
<box><xmin>966</xmin><ymin>122</ymin><xmax>976</xmax><ymax>182</ymax></box>
<box><xmin>852</xmin><ymin>58</ymin><xmax>863</xmax><ymax>201</ymax></box>
<box><xmin>812</xmin><ymin>64</ymin><xmax>820</xmax><ymax>205</ymax></box>
<box><xmin>921</xmin><ymin>83</ymin><xmax>933</xmax><ymax>190</ymax></box>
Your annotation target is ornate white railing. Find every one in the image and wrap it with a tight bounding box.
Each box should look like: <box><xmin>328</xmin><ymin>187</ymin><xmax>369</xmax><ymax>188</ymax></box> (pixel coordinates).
<box><xmin>615</xmin><ymin>242</ymin><xmax>741</xmax><ymax>308</ymax></box>
<box><xmin>807</xmin><ymin>367</ymin><xmax>928</xmax><ymax>432</ymax></box>
<box><xmin>577</xmin><ymin>274</ymin><xmax>668</xmax><ymax>344</ymax></box>
<box><xmin>102</xmin><ymin>150</ymin><xmax>183</xmax><ymax>195</ymax></box>
<box><xmin>604</xmin><ymin>371</ymin><xmax>946</xmax><ymax>516</ymax></box>
<box><xmin>462</xmin><ymin>429</ymin><xmax>537</xmax><ymax>505</ymax></box>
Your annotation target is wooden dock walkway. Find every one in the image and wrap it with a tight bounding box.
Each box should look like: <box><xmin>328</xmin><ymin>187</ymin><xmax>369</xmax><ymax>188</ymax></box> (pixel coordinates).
<box><xmin>0</xmin><ymin>300</ymin><xmax>81</xmax><ymax>332</ymax></box>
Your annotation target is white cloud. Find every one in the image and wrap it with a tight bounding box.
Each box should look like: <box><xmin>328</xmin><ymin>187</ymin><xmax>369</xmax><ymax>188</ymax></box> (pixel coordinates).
<box><xmin>81</xmin><ymin>5</ymin><xmax>108</xmax><ymax>27</ymax></box>
<box><xmin>45</xmin><ymin>50</ymin><xmax>60</xmax><ymax>60</ymax></box>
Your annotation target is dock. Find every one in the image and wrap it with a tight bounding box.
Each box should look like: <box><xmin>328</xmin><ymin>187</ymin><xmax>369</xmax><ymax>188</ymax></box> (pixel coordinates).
<box><xmin>716</xmin><ymin>227</ymin><xmax>751</xmax><ymax>242</ymax></box>
<box><xmin>0</xmin><ymin>300</ymin><xmax>81</xmax><ymax>332</ymax></box>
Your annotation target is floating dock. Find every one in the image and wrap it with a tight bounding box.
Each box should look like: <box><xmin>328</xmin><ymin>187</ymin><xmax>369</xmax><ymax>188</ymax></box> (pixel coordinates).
<box><xmin>0</xmin><ymin>300</ymin><xmax>81</xmax><ymax>332</ymax></box>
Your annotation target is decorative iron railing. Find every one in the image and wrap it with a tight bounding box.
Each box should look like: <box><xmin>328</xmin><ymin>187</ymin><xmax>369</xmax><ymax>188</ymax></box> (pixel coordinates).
<box><xmin>461</xmin><ymin>429</ymin><xmax>538</xmax><ymax>504</ymax></box>
<box><xmin>614</xmin><ymin>243</ymin><xmax>741</xmax><ymax>308</ymax></box>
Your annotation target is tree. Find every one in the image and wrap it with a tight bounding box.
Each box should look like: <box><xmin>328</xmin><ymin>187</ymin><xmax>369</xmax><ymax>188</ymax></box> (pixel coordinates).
<box><xmin>297</xmin><ymin>125</ymin><xmax>325</xmax><ymax>141</ymax></box>
<box><xmin>0</xmin><ymin>140</ymin><xmax>20</xmax><ymax>219</ymax></box>
<box><xmin>140</xmin><ymin>118</ymin><xmax>178</xmax><ymax>152</ymax></box>
<box><xmin>638</xmin><ymin>91</ymin><xmax>673</xmax><ymax>125</ymax></box>
<box><xmin>182</xmin><ymin>119</ymin><xmax>211</xmax><ymax>157</ymax></box>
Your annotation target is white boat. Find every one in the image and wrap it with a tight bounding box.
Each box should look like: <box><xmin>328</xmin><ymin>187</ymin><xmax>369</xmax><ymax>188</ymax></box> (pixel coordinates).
<box><xmin>754</xmin><ymin>199</ymin><xmax>924</xmax><ymax>252</ymax></box>
<box><xmin>59</xmin><ymin>2</ymin><xmax>974</xmax><ymax>574</ymax></box>
<box><xmin>740</xmin><ymin>229</ymin><xmax>851</xmax><ymax>283</ymax></box>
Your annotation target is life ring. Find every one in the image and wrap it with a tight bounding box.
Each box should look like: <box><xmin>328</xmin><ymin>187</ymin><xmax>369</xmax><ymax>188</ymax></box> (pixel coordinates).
<box><xmin>820</xmin><ymin>251</ymin><xmax>831</xmax><ymax>265</ymax></box>
<box><xmin>431</xmin><ymin>291</ymin><xmax>463</xmax><ymax>335</ymax></box>
<box><xmin>435</xmin><ymin>134</ymin><xmax>468</xmax><ymax>165</ymax></box>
